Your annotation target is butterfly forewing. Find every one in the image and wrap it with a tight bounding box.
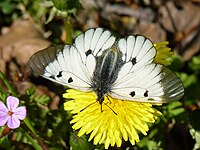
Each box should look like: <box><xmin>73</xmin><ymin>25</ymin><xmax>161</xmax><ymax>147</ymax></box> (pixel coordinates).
<box><xmin>29</xmin><ymin>45</ymin><xmax>94</xmax><ymax>91</ymax></box>
<box><xmin>74</xmin><ymin>28</ymin><xmax>116</xmax><ymax>57</ymax></box>
<box><xmin>29</xmin><ymin>28</ymin><xmax>116</xmax><ymax>91</ymax></box>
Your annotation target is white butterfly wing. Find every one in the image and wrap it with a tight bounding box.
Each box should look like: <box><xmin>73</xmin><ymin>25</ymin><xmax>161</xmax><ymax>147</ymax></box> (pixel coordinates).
<box><xmin>29</xmin><ymin>28</ymin><xmax>116</xmax><ymax>91</ymax></box>
<box><xmin>29</xmin><ymin>45</ymin><xmax>93</xmax><ymax>90</ymax></box>
<box><xmin>110</xmin><ymin>35</ymin><xmax>184</xmax><ymax>103</ymax></box>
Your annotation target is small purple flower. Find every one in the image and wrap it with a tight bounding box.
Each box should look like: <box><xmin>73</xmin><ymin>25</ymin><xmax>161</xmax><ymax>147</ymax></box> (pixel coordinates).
<box><xmin>0</xmin><ymin>96</ymin><xmax>26</xmax><ymax>129</ymax></box>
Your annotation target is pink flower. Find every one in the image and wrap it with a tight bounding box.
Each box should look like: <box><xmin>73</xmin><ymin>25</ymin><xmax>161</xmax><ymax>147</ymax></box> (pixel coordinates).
<box><xmin>0</xmin><ymin>96</ymin><xmax>26</xmax><ymax>129</ymax></box>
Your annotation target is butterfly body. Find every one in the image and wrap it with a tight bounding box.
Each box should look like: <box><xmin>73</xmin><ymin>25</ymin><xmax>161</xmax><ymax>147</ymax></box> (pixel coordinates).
<box><xmin>92</xmin><ymin>45</ymin><xmax>123</xmax><ymax>104</ymax></box>
<box><xmin>29</xmin><ymin>28</ymin><xmax>184</xmax><ymax>105</ymax></box>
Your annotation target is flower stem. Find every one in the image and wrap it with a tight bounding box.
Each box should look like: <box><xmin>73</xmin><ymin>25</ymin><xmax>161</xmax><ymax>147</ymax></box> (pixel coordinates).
<box><xmin>23</xmin><ymin>117</ymin><xmax>37</xmax><ymax>136</ymax></box>
<box><xmin>19</xmin><ymin>128</ymin><xmax>43</xmax><ymax>150</ymax></box>
<box><xmin>64</xmin><ymin>18</ymin><xmax>73</xmax><ymax>44</ymax></box>
<box><xmin>0</xmin><ymin>83</ymin><xmax>8</xmax><ymax>96</ymax></box>
<box><xmin>0</xmin><ymin>71</ymin><xmax>18</xmax><ymax>97</ymax></box>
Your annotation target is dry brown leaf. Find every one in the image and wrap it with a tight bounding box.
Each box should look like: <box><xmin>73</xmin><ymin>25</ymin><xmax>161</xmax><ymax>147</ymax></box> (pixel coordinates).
<box><xmin>0</xmin><ymin>19</ymin><xmax>50</xmax><ymax>73</ymax></box>
<box><xmin>182</xmin><ymin>30</ymin><xmax>200</xmax><ymax>61</ymax></box>
<box><xmin>49</xmin><ymin>95</ymin><xmax>60</xmax><ymax>110</ymax></box>
<box><xmin>0</xmin><ymin>59</ymin><xmax>6</xmax><ymax>74</ymax></box>
<box><xmin>159</xmin><ymin>1</ymin><xmax>200</xmax><ymax>33</ymax></box>
<box><xmin>12</xmin><ymin>38</ymin><xmax>50</xmax><ymax>65</ymax></box>
<box><xmin>100</xmin><ymin>3</ymin><xmax>155</xmax><ymax>22</ymax></box>
<box><xmin>133</xmin><ymin>22</ymin><xmax>166</xmax><ymax>43</ymax></box>
<box><xmin>77</xmin><ymin>1</ymin><xmax>99</xmax><ymax>30</ymax></box>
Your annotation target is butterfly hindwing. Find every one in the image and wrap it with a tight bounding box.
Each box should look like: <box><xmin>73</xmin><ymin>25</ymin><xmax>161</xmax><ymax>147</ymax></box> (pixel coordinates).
<box><xmin>110</xmin><ymin>35</ymin><xmax>184</xmax><ymax>103</ymax></box>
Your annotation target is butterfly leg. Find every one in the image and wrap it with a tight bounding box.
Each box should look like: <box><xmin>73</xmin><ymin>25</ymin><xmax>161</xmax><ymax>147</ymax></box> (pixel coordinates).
<box><xmin>80</xmin><ymin>101</ymin><xmax>97</xmax><ymax>112</ymax></box>
<box><xmin>102</xmin><ymin>101</ymin><xmax>117</xmax><ymax>115</ymax></box>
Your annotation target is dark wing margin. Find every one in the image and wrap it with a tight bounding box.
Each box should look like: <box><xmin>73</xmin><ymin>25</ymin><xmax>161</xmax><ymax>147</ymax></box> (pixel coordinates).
<box><xmin>160</xmin><ymin>67</ymin><xmax>184</xmax><ymax>102</ymax></box>
<box><xmin>29</xmin><ymin>45</ymin><xmax>64</xmax><ymax>76</ymax></box>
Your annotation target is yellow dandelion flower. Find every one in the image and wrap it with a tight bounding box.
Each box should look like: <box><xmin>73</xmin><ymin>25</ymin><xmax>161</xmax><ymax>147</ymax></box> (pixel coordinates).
<box><xmin>154</xmin><ymin>41</ymin><xmax>173</xmax><ymax>66</ymax></box>
<box><xmin>64</xmin><ymin>89</ymin><xmax>162</xmax><ymax>149</ymax></box>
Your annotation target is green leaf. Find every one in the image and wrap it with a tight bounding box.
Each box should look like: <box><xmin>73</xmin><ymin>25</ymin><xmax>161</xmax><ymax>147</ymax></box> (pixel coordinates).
<box><xmin>0</xmin><ymin>71</ymin><xmax>18</xmax><ymax>97</ymax></box>
<box><xmin>0</xmin><ymin>92</ymin><xmax>7</xmax><ymax>102</ymax></box>
<box><xmin>0</xmin><ymin>136</ymin><xmax>11</xmax><ymax>149</ymax></box>
<box><xmin>169</xmin><ymin>107</ymin><xmax>185</xmax><ymax>116</ymax></box>
<box><xmin>70</xmin><ymin>132</ymin><xmax>94</xmax><ymax>150</ymax></box>
<box><xmin>35</xmin><ymin>95</ymin><xmax>51</xmax><ymax>105</ymax></box>
<box><xmin>23</xmin><ymin>117</ymin><xmax>38</xmax><ymax>136</ymax></box>
<box><xmin>161</xmin><ymin>101</ymin><xmax>187</xmax><ymax>122</ymax></box>
<box><xmin>138</xmin><ymin>137</ymin><xmax>163</xmax><ymax>150</ymax></box>
<box><xmin>26</xmin><ymin>87</ymin><xmax>36</xmax><ymax>96</ymax></box>
<box><xmin>24</xmin><ymin>132</ymin><xmax>43</xmax><ymax>150</ymax></box>
<box><xmin>168</xmin><ymin>54</ymin><xmax>183</xmax><ymax>71</ymax></box>
<box><xmin>179</xmin><ymin>73</ymin><xmax>197</xmax><ymax>88</ymax></box>
<box><xmin>51</xmin><ymin>0</ymin><xmax>82</xmax><ymax>12</ymax></box>
<box><xmin>0</xmin><ymin>0</ymin><xmax>16</xmax><ymax>14</ymax></box>
<box><xmin>167</xmin><ymin>101</ymin><xmax>182</xmax><ymax>110</ymax></box>
<box><xmin>189</xmin><ymin>55</ymin><xmax>200</xmax><ymax>73</ymax></box>
<box><xmin>167</xmin><ymin>101</ymin><xmax>185</xmax><ymax>116</ymax></box>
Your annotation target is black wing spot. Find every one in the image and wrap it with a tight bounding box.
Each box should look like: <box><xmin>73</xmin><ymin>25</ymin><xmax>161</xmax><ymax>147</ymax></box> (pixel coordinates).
<box><xmin>131</xmin><ymin>57</ymin><xmax>136</xmax><ymax>65</ymax></box>
<box><xmin>68</xmin><ymin>77</ymin><xmax>73</xmax><ymax>83</ymax></box>
<box><xmin>130</xmin><ymin>91</ymin><xmax>135</xmax><ymax>97</ymax></box>
<box><xmin>56</xmin><ymin>71</ymin><xmax>62</xmax><ymax>78</ymax></box>
<box><xmin>85</xmin><ymin>50</ymin><xmax>92</xmax><ymax>56</ymax></box>
<box><xmin>144</xmin><ymin>90</ymin><xmax>148</xmax><ymax>97</ymax></box>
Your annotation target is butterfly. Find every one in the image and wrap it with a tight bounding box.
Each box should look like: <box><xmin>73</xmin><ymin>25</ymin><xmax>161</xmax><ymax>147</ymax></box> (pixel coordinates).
<box><xmin>29</xmin><ymin>28</ymin><xmax>184</xmax><ymax>104</ymax></box>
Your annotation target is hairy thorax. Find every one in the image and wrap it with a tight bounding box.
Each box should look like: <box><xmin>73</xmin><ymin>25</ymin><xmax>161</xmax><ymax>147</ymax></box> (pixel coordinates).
<box><xmin>92</xmin><ymin>45</ymin><xmax>123</xmax><ymax>104</ymax></box>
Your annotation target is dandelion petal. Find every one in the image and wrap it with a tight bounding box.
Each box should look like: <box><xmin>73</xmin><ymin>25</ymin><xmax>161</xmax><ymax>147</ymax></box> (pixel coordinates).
<box><xmin>7</xmin><ymin>96</ymin><xmax>19</xmax><ymax>111</ymax></box>
<box><xmin>0</xmin><ymin>101</ymin><xmax>8</xmax><ymax>113</ymax></box>
<box><xmin>0</xmin><ymin>115</ymin><xmax>9</xmax><ymax>126</ymax></box>
<box><xmin>13</xmin><ymin>106</ymin><xmax>27</xmax><ymax>120</ymax></box>
<box><xmin>7</xmin><ymin>116</ymin><xmax>20</xmax><ymax>129</ymax></box>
